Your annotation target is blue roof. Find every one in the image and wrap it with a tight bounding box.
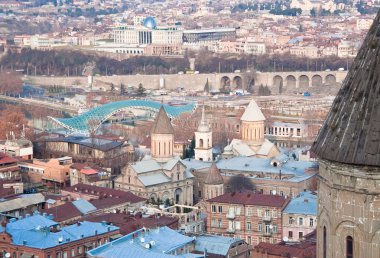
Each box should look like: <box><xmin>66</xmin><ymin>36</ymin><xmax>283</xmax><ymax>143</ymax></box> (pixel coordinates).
<box><xmin>6</xmin><ymin>214</ymin><xmax>119</xmax><ymax>249</ymax></box>
<box><xmin>72</xmin><ymin>199</ymin><xmax>97</xmax><ymax>214</ymax></box>
<box><xmin>49</xmin><ymin>100</ymin><xmax>196</xmax><ymax>135</ymax></box>
<box><xmin>283</xmin><ymin>191</ymin><xmax>317</xmax><ymax>215</ymax></box>
<box><xmin>194</xmin><ymin>235</ymin><xmax>244</xmax><ymax>256</ymax></box>
<box><xmin>88</xmin><ymin>227</ymin><xmax>198</xmax><ymax>258</ymax></box>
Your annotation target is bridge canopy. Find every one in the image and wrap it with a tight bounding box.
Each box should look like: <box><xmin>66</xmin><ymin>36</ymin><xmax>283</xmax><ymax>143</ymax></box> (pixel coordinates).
<box><xmin>49</xmin><ymin>100</ymin><xmax>196</xmax><ymax>135</ymax></box>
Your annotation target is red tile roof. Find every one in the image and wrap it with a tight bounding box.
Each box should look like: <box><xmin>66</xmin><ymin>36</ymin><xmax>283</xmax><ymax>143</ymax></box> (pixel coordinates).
<box><xmin>207</xmin><ymin>191</ymin><xmax>288</xmax><ymax>208</ymax></box>
<box><xmin>62</xmin><ymin>183</ymin><xmax>146</xmax><ymax>204</ymax></box>
<box><xmin>0</xmin><ymin>153</ymin><xmax>18</xmax><ymax>164</ymax></box>
<box><xmin>85</xmin><ymin>213</ymin><xmax>179</xmax><ymax>235</ymax></box>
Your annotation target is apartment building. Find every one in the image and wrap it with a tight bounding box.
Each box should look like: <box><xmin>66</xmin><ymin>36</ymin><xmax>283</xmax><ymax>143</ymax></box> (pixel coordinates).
<box><xmin>206</xmin><ymin>191</ymin><xmax>289</xmax><ymax>247</ymax></box>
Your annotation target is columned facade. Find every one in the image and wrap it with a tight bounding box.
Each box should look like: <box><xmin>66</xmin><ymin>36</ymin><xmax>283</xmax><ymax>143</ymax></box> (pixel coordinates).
<box><xmin>151</xmin><ymin>133</ymin><xmax>174</xmax><ymax>161</ymax></box>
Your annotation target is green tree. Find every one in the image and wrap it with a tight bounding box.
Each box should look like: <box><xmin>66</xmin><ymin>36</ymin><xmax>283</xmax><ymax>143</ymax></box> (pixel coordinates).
<box><xmin>110</xmin><ymin>83</ymin><xmax>115</xmax><ymax>92</ymax></box>
<box><xmin>120</xmin><ymin>83</ymin><xmax>126</xmax><ymax>95</ymax></box>
<box><xmin>137</xmin><ymin>83</ymin><xmax>145</xmax><ymax>96</ymax></box>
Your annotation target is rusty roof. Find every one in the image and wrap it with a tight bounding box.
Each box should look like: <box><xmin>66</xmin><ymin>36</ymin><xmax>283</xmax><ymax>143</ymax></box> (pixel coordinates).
<box><xmin>311</xmin><ymin>11</ymin><xmax>380</xmax><ymax>166</ymax></box>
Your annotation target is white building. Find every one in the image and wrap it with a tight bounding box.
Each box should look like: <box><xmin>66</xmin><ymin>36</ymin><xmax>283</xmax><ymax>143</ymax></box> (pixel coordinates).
<box><xmin>194</xmin><ymin>106</ymin><xmax>213</xmax><ymax>162</ymax></box>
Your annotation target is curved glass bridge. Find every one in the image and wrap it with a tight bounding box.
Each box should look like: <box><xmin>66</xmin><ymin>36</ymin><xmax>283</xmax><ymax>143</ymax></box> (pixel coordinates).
<box><xmin>48</xmin><ymin>100</ymin><xmax>196</xmax><ymax>135</ymax></box>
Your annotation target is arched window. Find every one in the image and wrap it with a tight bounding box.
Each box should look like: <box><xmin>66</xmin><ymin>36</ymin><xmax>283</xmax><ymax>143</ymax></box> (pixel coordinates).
<box><xmin>346</xmin><ymin>236</ymin><xmax>353</xmax><ymax>258</ymax></box>
<box><xmin>199</xmin><ymin>139</ymin><xmax>204</xmax><ymax>148</ymax></box>
<box><xmin>323</xmin><ymin>226</ymin><xmax>327</xmax><ymax>258</ymax></box>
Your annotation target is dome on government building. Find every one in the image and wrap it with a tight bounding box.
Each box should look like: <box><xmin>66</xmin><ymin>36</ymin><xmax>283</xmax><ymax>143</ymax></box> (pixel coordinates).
<box><xmin>143</xmin><ymin>16</ymin><xmax>157</xmax><ymax>29</ymax></box>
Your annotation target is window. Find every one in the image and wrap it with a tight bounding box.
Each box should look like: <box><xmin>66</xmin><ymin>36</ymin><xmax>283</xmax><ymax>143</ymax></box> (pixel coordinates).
<box><xmin>280</xmin><ymin>191</ymin><xmax>284</xmax><ymax>196</ymax></box>
<box><xmin>299</xmin><ymin>217</ymin><xmax>303</xmax><ymax>226</ymax></box>
<box><xmin>218</xmin><ymin>219</ymin><xmax>223</xmax><ymax>228</ymax></box>
<box><xmin>346</xmin><ymin>236</ymin><xmax>353</xmax><ymax>258</ymax></box>
<box><xmin>247</xmin><ymin>222</ymin><xmax>252</xmax><ymax>231</ymax></box>
<box><xmin>56</xmin><ymin>252</ymin><xmax>61</xmax><ymax>258</ymax></box>
<box><xmin>218</xmin><ymin>206</ymin><xmax>223</xmax><ymax>213</ymax></box>
<box><xmin>299</xmin><ymin>232</ymin><xmax>303</xmax><ymax>239</ymax></box>
<box><xmin>211</xmin><ymin>218</ymin><xmax>217</xmax><ymax>227</ymax></box>
<box><xmin>265</xmin><ymin>224</ymin><xmax>270</xmax><ymax>234</ymax></box>
<box><xmin>272</xmin><ymin>225</ymin><xmax>278</xmax><ymax>233</ymax></box>
<box><xmin>272</xmin><ymin>210</ymin><xmax>277</xmax><ymax>218</ymax></box>
<box><xmin>258</xmin><ymin>223</ymin><xmax>262</xmax><ymax>232</ymax></box>
<box><xmin>63</xmin><ymin>251</ymin><xmax>68</xmax><ymax>258</ymax></box>
<box><xmin>288</xmin><ymin>231</ymin><xmax>293</xmax><ymax>239</ymax></box>
<box><xmin>236</xmin><ymin>221</ymin><xmax>241</xmax><ymax>230</ymax></box>
<box><xmin>310</xmin><ymin>218</ymin><xmax>314</xmax><ymax>227</ymax></box>
<box><xmin>78</xmin><ymin>246</ymin><xmax>83</xmax><ymax>254</ymax></box>
<box><xmin>323</xmin><ymin>226</ymin><xmax>327</xmax><ymax>258</ymax></box>
<box><xmin>257</xmin><ymin>209</ymin><xmax>262</xmax><ymax>217</ymax></box>
<box><xmin>212</xmin><ymin>205</ymin><xmax>216</xmax><ymax>213</ymax></box>
<box><xmin>289</xmin><ymin>216</ymin><xmax>294</xmax><ymax>225</ymax></box>
<box><xmin>247</xmin><ymin>236</ymin><xmax>251</xmax><ymax>245</ymax></box>
<box><xmin>71</xmin><ymin>249</ymin><xmax>75</xmax><ymax>257</ymax></box>
<box><xmin>246</xmin><ymin>207</ymin><xmax>252</xmax><ymax>216</ymax></box>
<box><xmin>236</xmin><ymin>207</ymin><xmax>241</xmax><ymax>215</ymax></box>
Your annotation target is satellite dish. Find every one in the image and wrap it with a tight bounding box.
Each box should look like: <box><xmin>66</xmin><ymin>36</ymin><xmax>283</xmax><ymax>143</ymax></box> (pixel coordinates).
<box><xmin>272</xmin><ymin>190</ymin><xmax>277</xmax><ymax>195</ymax></box>
<box><xmin>269</xmin><ymin>225</ymin><xmax>273</xmax><ymax>229</ymax></box>
<box><xmin>5</xmin><ymin>253</ymin><xmax>10</xmax><ymax>258</ymax></box>
<box><xmin>140</xmin><ymin>237</ymin><xmax>145</xmax><ymax>243</ymax></box>
<box><xmin>58</xmin><ymin>237</ymin><xmax>63</xmax><ymax>243</ymax></box>
<box><xmin>283</xmin><ymin>236</ymin><xmax>289</xmax><ymax>242</ymax></box>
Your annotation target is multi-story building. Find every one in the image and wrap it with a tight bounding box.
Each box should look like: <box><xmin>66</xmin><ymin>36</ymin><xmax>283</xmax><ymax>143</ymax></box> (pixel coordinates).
<box><xmin>0</xmin><ymin>153</ymin><xmax>20</xmax><ymax>181</ymax></box>
<box><xmin>113</xmin><ymin>17</ymin><xmax>183</xmax><ymax>46</ymax></box>
<box><xmin>88</xmin><ymin>226</ymin><xmax>251</xmax><ymax>258</ymax></box>
<box><xmin>282</xmin><ymin>191</ymin><xmax>317</xmax><ymax>242</ymax></box>
<box><xmin>183</xmin><ymin>28</ymin><xmax>236</xmax><ymax>43</ymax></box>
<box><xmin>69</xmin><ymin>163</ymin><xmax>111</xmax><ymax>188</ymax></box>
<box><xmin>19</xmin><ymin>157</ymin><xmax>73</xmax><ymax>188</ymax></box>
<box><xmin>35</xmin><ymin>135</ymin><xmax>134</xmax><ymax>173</ymax></box>
<box><xmin>0</xmin><ymin>212</ymin><xmax>120</xmax><ymax>258</ymax></box>
<box><xmin>206</xmin><ymin>191</ymin><xmax>288</xmax><ymax>247</ymax></box>
<box><xmin>0</xmin><ymin>137</ymin><xmax>33</xmax><ymax>160</ymax></box>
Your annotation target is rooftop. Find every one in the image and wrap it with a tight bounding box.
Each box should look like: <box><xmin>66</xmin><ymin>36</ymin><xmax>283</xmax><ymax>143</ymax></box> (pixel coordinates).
<box><xmin>207</xmin><ymin>191</ymin><xmax>288</xmax><ymax>208</ymax></box>
<box><xmin>87</xmin><ymin>227</ymin><xmax>198</xmax><ymax>258</ymax></box>
<box><xmin>283</xmin><ymin>191</ymin><xmax>317</xmax><ymax>216</ymax></box>
<box><xmin>240</xmin><ymin>99</ymin><xmax>266</xmax><ymax>122</ymax></box>
<box><xmin>151</xmin><ymin>106</ymin><xmax>175</xmax><ymax>135</ymax></box>
<box><xmin>4</xmin><ymin>213</ymin><xmax>119</xmax><ymax>249</ymax></box>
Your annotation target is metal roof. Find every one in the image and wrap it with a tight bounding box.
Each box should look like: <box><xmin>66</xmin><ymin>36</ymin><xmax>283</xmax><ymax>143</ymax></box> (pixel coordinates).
<box><xmin>49</xmin><ymin>100</ymin><xmax>196</xmax><ymax>135</ymax></box>
<box><xmin>87</xmin><ymin>227</ymin><xmax>197</xmax><ymax>258</ymax></box>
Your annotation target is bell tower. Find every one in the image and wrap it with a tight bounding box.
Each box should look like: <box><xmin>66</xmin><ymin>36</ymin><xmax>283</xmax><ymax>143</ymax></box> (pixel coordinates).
<box><xmin>194</xmin><ymin>105</ymin><xmax>213</xmax><ymax>161</ymax></box>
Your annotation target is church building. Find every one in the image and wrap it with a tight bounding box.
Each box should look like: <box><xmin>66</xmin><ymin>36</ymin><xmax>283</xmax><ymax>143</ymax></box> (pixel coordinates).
<box><xmin>115</xmin><ymin>107</ymin><xmax>194</xmax><ymax>205</ymax></box>
<box><xmin>312</xmin><ymin>10</ymin><xmax>380</xmax><ymax>258</ymax></box>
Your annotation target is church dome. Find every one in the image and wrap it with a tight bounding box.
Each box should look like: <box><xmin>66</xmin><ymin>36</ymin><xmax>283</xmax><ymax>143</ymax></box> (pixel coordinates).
<box><xmin>143</xmin><ymin>17</ymin><xmax>157</xmax><ymax>29</ymax></box>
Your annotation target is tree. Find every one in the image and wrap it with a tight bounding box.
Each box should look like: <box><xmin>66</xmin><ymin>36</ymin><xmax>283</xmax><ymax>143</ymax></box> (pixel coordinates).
<box><xmin>279</xmin><ymin>80</ymin><xmax>283</xmax><ymax>94</ymax></box>
<box><xmin>136</xmin><ymin>83</ymin><xmax>145</xmax><ymax>96</ymax></box>
<box><xmin>226</xmin><ymin>175</ymin><xmax>256</xmax><ymax>193</ymax></box>
<box><xmin>120</xmin><ymin>83</ymin><xmax>126</xmax><ymax>95</ymax></box>
<box><xmin>110</xmin><ymin>83</ymin><xmax>115</xmax><ymax>92</ymax></box>
<box><xmin>310</xmin><ymin>8</ymin><xmax>317</xmax><ymax>17</ymax></box>
<box><xmin>0</xmin><ymin>71</ymin><xmax>23</xmax><ymax>95</ymax></box>
<box><xmin>204</xmin><ymin>78</ymin><xmax>210</xmax><ymax>93</ymax></box>
<box><xmin>258</xmin><ymin>85</ymin><xmax>271</xmax><ymax>96</ymax></box>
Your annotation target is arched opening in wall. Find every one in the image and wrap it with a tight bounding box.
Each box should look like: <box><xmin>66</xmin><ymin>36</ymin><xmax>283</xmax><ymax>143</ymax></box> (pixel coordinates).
<box><xmin>325</xmin><ymin>74</ymin><xmax>336</xmax><ymax>85</ymax></box>
<box><xmin>199</xmin><ymin>138</ymin><xmax>204</xmax><ymax>148</ymax></box>
<box><xmin>286</xmin><ymin>75</ymin><xmax>296</xmax><ymax>88</ymax></box>
<box><xmin>162</xmin><ymin>191</ymin><xmax>170</xmax><ymax>206</ymax></box>
<box><xmin>311</xmin><ymin>75</ymin><xmax>323</xmax><ymax>87</ymax></box>
<box><xmin>220</xmin><ymin>76</ymin><xmax>231</xmax><ymax>93</ymax></box>
<box><xmin>174</xmin><ymin>188</ymin><xmax>182</xmax><ymax>204</ymax></box>
<box><xmin>299</xmin><ymin>75</ymin><xmax>310</xmax><ymax>88</ymax></box>
<box><xmin>273</xmin><ymin>75</ymin><xmax>283</xmax><ymax>88</ymax></box>
<box><xmin>232</xmin><ymin>76</ymin><xmax>243</xmax><ymax>89</ymax></box>
<box><xmin>150</xmin><ymin>193</ymin><xmax>158</xmax><ymax>204</ymax></box>
<box><xmin>247</xmin><ymin>79</ymin><xmax>255</xmax><ymax>93</ymax></box>
<box><xmin>346</xmin><ymin>236</ymin><xmax>353</xmax><ymax>258</ymax></box>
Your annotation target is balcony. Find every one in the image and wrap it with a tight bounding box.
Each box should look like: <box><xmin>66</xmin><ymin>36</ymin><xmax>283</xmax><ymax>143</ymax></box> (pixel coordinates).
<box><xmin>226</xmin><ymin>228</ymin><xmax>235</xmax><ymax>233</ymax></box>
<box><xmin>226</xmin><ymin>213</ymin><xmax>235</xmax><ymax>219</ymax></box>
<box><xmin>263</xmin><ymin>216</ymin><xmax>271</xmax><ymax>222</ymax></box>
<box><xmin>263</xmin><ymin>231</ymin><xmax>272</xmax><ymax>237</ymax></box>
